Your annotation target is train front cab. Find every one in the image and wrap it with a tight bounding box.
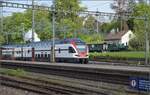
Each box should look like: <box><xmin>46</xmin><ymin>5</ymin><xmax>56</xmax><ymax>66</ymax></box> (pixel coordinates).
<box><xmin>75</xmin><ymin>44</ymin><xmax>89</xmax><ymax>64</ymax></box>
<box><xmin>55</xmin><ymin>43</ymin><xmax>89</xmax><ymax>64</ymax></box>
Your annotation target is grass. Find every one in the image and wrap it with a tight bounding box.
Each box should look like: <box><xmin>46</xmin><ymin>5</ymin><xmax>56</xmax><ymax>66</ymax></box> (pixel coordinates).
<box><xmin>0</xmin><ymin>68</ymin><xmax>26</xmax><ymax>77</ymax></box>
<box><xmin>90</xmin><ymin>51</ymin><xmax>149</xmax><ymax>59</ymax></box>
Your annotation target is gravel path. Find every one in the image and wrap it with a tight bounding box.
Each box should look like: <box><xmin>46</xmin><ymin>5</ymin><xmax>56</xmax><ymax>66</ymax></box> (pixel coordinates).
<box><xmin>0</xmin><ymin>85</ymin><xmax>43</xmax><ymax>95</ymax></box>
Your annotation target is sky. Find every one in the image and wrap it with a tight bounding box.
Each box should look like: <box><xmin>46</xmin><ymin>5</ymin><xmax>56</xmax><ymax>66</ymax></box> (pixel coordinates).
<box><xmin>2</xmin><ymin>0</ymin><xmax>114</xmax><ymax>16</ymax></box>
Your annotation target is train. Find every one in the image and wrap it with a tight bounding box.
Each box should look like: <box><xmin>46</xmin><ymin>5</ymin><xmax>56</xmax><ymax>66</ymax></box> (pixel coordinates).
<box><xmin>1</xmin><ymin>38</ymin><xmax>89</xmax><ymax>64</ymax></box>
<box><xmin>87</xmin><ymin>43</ymin><xmax>128</xmax><ymax>52</ymax></box>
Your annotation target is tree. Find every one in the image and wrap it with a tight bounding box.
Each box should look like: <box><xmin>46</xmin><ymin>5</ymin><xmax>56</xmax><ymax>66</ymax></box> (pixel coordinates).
<box><xmin>2</xmin><ymin>9</ymin><xmax>52</xmax><ymax>43</ymax></box>
<box><xmin>0</xmin><ymin>35</ymin><xmax>4</xmax><ymax>44</ymax></box>
<box><xmin>130</xmin><ymin>3</ymin><xmax>150</xmax><ymax>50</ymax></box>
<box><xmin>54</xmin><ymin>0</ymin><xmax>85</xmax><ymax>38</ymax></box>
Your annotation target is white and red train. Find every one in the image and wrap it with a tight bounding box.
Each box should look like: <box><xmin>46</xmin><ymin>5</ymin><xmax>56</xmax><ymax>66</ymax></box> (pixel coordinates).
<box><xmin>1</xmin><ymin>38</ymin><xmax>89</xmax><ymax>64</ymax></box>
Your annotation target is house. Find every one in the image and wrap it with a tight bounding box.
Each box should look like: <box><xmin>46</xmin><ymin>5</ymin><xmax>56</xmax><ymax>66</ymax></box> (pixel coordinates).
<box><xmin>24</xmin><ymin>29</ymin><xmax>40</xmax><ymax>42</ymax></box>
<box><xmin>104</xmin><ymin>30</ymin><xmax>135</xmax><ymax>46</ymax></box>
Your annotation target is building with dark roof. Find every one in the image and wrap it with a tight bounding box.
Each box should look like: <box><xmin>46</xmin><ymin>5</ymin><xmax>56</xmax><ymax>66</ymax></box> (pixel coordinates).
<box><xmin>104</xmin><ymin>30</ymin><xmax>135</xmax><ymax>46</ymax></box>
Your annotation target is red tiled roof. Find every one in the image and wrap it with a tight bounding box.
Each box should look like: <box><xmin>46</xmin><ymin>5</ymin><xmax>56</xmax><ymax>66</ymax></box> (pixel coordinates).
<box><xmin>104</xmin><ymin>31</ymin><xmax>128</xmax><ymax>41</ymax></box>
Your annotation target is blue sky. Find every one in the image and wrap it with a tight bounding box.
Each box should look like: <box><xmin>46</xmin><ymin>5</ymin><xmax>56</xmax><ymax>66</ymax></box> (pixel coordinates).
<box><xmin>3</xmin><ymin>1</ymin><xmax>114</xmax><ymax>16</ymax></box>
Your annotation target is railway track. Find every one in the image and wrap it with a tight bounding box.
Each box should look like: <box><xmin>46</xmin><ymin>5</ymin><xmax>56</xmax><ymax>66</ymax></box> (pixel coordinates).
<box><xmin>1</xmin><ymin>60</ymin><xmax>149</xmax><ymax>84</ymax></box>
<box><xmin>1</xmin><ymin>75</ymin><xmax>108</xmax><ymax>95</ymax></box>
<box><xmin>0</xmin><ymin>60</ymin><xmax>130</xmax><ymax>85</ymax></box>
<box><xmin>0</xmin><ymin>60</ymin><xmax>149</xmax><ymax>94</ymax></box>
<box><xmin>89</xmin><ymin>61</ymin><xmax>150</xmax><ymax>67</ymax></box>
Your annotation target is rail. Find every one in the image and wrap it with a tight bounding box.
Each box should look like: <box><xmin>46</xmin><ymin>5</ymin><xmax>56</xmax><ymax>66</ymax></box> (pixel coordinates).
<box><xmin>0</xmin><ymin>60</ymin><xmax>149</xmax><ymax>94</ymax></box>
<box><xmin>1</xmin><ymin>75</ymin><xmax>107</xmax><ymax>95</ymax></box>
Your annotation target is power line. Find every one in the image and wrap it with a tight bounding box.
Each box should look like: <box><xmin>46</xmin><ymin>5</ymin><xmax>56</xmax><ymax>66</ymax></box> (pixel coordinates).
<box><xmin>0</xmin><ymin>1</ymin><xmax>146</xmax><ymax>19</ymax></box>
<box><xmin>1</xmin><ymin>0</ymin><xmax>114</xmax><ymax>1</ymax></box>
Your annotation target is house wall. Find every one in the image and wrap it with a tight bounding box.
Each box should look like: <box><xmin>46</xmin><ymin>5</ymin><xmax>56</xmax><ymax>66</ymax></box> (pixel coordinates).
<box><xmin>121</xmin><ymin>30</ymin><xmax>134</xmax><ymax>46</ymax></box>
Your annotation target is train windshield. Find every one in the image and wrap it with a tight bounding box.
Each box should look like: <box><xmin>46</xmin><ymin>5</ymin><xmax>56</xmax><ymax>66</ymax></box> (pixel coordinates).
<box><xmin>76</xmin><ymin>45</ymin><xmax>86</xmax><ymax>52</ymax></box>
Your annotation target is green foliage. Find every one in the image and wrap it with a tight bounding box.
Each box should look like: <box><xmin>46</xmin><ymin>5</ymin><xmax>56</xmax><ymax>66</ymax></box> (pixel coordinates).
<box><xmin>55</xmin><ymin>0</ymin><xmax>84</xmax><ymax>22</ymax></box>
<box><xmin>57</xmin><ymin>17</ymin><xmax>83</xmax><ymax>38</ymax></box>
<box><xmin>79</xmin><ymin>33</ymin><xmax>103</xmax><ymax>44</ymax></box>
<box><xmin>1</xmin><ymin>68</ymin><xmax>26</xmax><ymax>77</ymax></box>
<box><xmin>55</xmin><ymin>0</ymin><xmax>85</xmax><ymax>38</ymax></box>
<box><xmin>101</xmin><ymin>21</ymin><xmax>119</xmax><ymax>34</ymax></box>
<box><xmin>129</xmin><ymin>37</ymin><xmax>144</xmax><ymax>50</ymax></box>
<box><xmin>90</xmin><ymin>51</ymin><xmax>147</xmax><ymax>60</ymax></box>
<box><xmin>83</xmin><ymin>16</ymin><xmax>96</xmax><ymax>32</ymax></box>
<box><xmin>130</xmin><ymin>3</ymin><xmax>150</xmax><ymax>50</ymax></box>
<box><xmin>1</xmin><ymin>1</ymin><xmax>105</xmax><ymax>44</ymax></box>
<box><xmin>0</xmin><ymin>35</ymin><xmax>5</xmax><ymax>44</ymax></box>
<box><xmin>3</xmin><ymin>9</ymin><xmax>52</xmax><ymax>43</ymax></box>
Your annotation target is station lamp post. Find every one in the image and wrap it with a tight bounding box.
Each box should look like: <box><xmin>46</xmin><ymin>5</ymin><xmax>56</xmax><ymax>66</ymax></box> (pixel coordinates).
<box><xmin>0</xmin><ymin>0</ymin><xmax>3</xmax><ymax>34</ymax></box>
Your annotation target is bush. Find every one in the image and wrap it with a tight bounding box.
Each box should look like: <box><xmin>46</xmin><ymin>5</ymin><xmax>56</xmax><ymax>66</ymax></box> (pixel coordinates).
<box><xmin>129</xmin><ymin>38</ymin><xmax>144</xmax><ymax>50</ymax></box>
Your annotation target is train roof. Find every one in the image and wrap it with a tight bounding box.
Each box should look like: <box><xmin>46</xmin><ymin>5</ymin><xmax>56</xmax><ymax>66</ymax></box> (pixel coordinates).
<box><xmin>1</xmin><ymin>38</ymin><xmax>85</xmax><ymax>48</ymax></box>
<box><xmin>60</xmin><ymin>38</ymin><xmax>85</xmax><ymax>44</ymax></box>
<box><xmin>1</xmin><ymin>44</ymin><xmax>23</xmax><ymax>48</ymax></box>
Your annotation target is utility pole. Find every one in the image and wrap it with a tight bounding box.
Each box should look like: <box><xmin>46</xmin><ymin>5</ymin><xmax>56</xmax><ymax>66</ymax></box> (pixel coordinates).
<box><xmin>6</xmin><ymin>32</ymin><xmax>8</xmax><ymax>44</ymax></box>
<box><xmin>21</xmin><ymin>23</ymin><xmax>25</xmax><ymax>43</ymax></box>
<box><xmin>96</xmin><ymin>9</ymin><xmax>99</xmax><ymax>33</ymax></box>
<box><xmin>32</xmin><ymin>0</ymin><xmax>35</xmax><ymax>43</ymax></box>
<box><xmin>0</xmin><ymin>0</ymin><xmax>3</xmax><ymax>34</ymax></box>
<box><xmin>51</xmin><ymin>0</ymin><xmax>55</xmax><ymax>63</ymax></box>
<box><xmin>145</xmin><ymin>16</ymin><xmax>148</xmax><ymax>65</ymax></box>
<box><xmin>144</xmin><ymin>0</ymin><xmax>149</xmax><ymax>65</ymax></box>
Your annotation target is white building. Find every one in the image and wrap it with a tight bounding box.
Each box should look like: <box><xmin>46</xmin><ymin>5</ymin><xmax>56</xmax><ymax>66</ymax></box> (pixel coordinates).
<box><xmin>24</xmin><ymin>29</ymin><xmax>40</xmax><ymax>42</ymax></box>
<box><xmin>104</xmin><ymin>30</ymin><xmax>135</xmax><ymax>46</ymax></box>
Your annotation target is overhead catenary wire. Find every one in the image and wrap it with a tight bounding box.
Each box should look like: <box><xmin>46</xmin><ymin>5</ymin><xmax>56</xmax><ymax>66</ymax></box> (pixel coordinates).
<box><xmin>0</xmin><ymin>1</ymin><xmax>146</xmax><ymax>19</ymax></box>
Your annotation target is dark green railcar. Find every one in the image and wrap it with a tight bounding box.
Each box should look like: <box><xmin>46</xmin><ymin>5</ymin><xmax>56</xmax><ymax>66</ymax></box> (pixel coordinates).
<box><xmin>88</xmin><ymin>43</ymin><xmax>128</xmax><ymax>52</ymax></box>
<box><xmin>107</xmin><ymin>43</ymin><xmax>128</xmax><ymax>51</ymax></box>
<box><xmin>88</xmin><ymin>44</ymin><xmax>104</xmax><ymax>52</ymax></box>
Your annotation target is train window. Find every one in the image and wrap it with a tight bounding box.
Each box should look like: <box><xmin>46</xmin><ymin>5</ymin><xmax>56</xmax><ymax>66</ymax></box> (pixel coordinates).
<box><xmin>48</xmin><ymin>54</ymin><xmax>50</xmax><ymax>58</ymax></box>
<box><xmin>69</xmin><ymin>47</ymin><xmax>75</xmax><ymax>53</ymax></box>
<box><xmin>36</xmin><ymin>54</ymin><xmax>38</xmax><ymax>57</ymax></box>
<box><xmin>28</xmin><ymin>50</ymin><xmax>30</xmax><ymax>54</ymax></box>
<box><xmin>19</xmin><ymin>51</ymin><xmax>21</xmax><ymax>54</ymax></box>
<box><xmin>59</xmin><ymin>48</ymin><xmax>61</xmax><ymax>53</ymax></box>
<box><xmin>41</xmin><ymin>54</ymin><xmax>43</xmax><ymax>58</ymax></box>
<box><xmin>38</xmin><ymin>54</ymin><xmax>40</xmax><ymax>58</ymax></box>
<box><xmin>45</xmin><ymin>54</ymin><xmax>47</xmax><ymax>58</ymax></box>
